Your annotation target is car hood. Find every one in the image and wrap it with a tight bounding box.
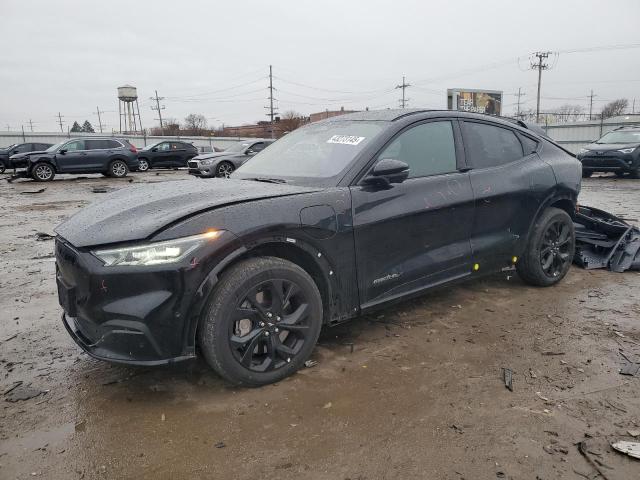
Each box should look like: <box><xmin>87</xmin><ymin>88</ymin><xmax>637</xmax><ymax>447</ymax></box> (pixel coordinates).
<box><xmin>55</xmin><ymin>178</ymin><xmax>320</xmax><ymax>247</ymax></box>
<box><xmin>585</xmin><ymin>142</ymin><xmax>640</xmax><ymax>152</ymax></box>
<box><xmin>10</xmin><ymin>150</ymin><xmax>47</xmax><ymax>159</ymax></box>
<box><xmin>191</xmin><ymin>152</ymin><xmax>234</xmax><ymax>161</ymax></box>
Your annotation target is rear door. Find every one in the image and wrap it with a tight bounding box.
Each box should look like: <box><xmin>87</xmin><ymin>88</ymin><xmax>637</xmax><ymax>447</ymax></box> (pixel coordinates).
<box><xmin>84</xmin><ymin>139</ymin><xmax>110</xmax><ymax>171</ymax></box>
<box><xmin>460</xmin><ymin>120</ymin><xmax>552</xmax><ymax>270</ymax></box>
<box><xmin>171</xmin><ymin>142</ymin><xmax>188</xmax><ymax>166</ymax></box>
<box><xmin>351</xmin><ymin>119</ymin><xmax>475</xmax><ymax>308</ymax></box>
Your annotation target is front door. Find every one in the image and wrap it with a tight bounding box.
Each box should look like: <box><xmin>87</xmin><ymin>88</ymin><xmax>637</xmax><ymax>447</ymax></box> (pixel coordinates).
<box><xmin>351</xmin><ymin>119</ymin><xmax>475</xmax><ymax>308</ymax></box>
<box><xmin>56</xmin><ymin>140</ymin><xmax>87</xmax><ymax>172</ymax></box>
<box><xmin>152</xmin><ymin>142</ymin><xmax>175</xmax><ymax>167</ymax></box>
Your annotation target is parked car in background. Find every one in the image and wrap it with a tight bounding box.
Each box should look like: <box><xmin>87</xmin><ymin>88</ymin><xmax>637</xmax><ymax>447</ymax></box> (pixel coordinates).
<box><xmin>188</xmin><ymin>139</ymin><xmax>274</xmax><ymax>177</ymax></box>
<box><xmin>54</xmin><ymin>109</ymin><xmax>581</xmax><ymax>386</ymax></box>
<box><xmin>0</xmin><ymin>142</ymin><xmax>53</xmax><ymax>173</ymax></box>
<box><xmin>136</xmin><ymin>141</ymin><xmax>198</xmax><ymax>171</ymax></box>
<box><xmin>23</xmin><ymin>138</ymin><xmax>138</xmax><ymax>181</ymax></box>
<box><xmin>577</xmin><ymin>126</ymin><xmax>640</xmax><ymax>178</ymax></box>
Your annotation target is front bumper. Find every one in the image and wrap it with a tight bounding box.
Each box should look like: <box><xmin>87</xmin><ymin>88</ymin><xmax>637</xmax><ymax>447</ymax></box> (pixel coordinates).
<box><xmin>578</xmin><ymin>152</ymin><xmax>639</xmax><ymax>172</ymax></box>
<box><xmin>55</xmin><ymin>234</ymin><xmax>237</xmax><ymax>365</ymax></box>
<box><xmin>188</xmin><ymin>161</ymin><xmax>216</xmax><ymax>177</ymax></box>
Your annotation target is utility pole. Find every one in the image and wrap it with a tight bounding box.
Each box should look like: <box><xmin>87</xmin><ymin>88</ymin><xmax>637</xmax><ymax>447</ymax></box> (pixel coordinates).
<box><xmin>150</xmin><ymin>90</ymin><xmax>165</xmax><ymax>135</ymax></box>
<box><xmin>21</xmin><ymin>125</ymin><xmax>26</xmax><ymax>142</ymax></box>
<box><xmin>265</xmin><ymin>65</ymin><xmax>278</xmax><ymax>138</ymax></box>
<box><xmin>530</xmin><ymin>51</ymin><xmax>551</xmax><ymax>123</ymax></box>
<box><xmin>28</xmin><ymin>119</ymin><xmax>34</xmax><ymax>132</ymax></box>
<box><xmin>515</xmin><ymin>87</ymin><xmax>526</xmax><ymax>118</ymax></box>
<box><xmin>395</xmin><ymin>75</ymin><xmax>411</xmax><ymax>109</ymax></box>
<box><xmin>588</xmin><ymin>90</ymin><xmax>597</xmax><ymax>120</ymax></box>
<box><xmin>57</xmin><ymin>112</ymin><xmax>65</xmax><ymax>132</ymax></box>
<box><xmin>95</xmin><ymin>106</ymin><xmax>104</xmax><ymax>133</ymax></box>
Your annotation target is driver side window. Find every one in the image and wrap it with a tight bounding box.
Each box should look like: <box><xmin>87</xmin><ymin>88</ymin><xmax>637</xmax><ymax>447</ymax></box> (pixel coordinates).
<box><xmin>377</xmin><ymin>121</ymin><xmax>457</xmax><ymax>178</ymax></box>
<box><xmin>63</xmin><ymin>140</ymin><xmax>84</xmax><ymax>151</ymax></box>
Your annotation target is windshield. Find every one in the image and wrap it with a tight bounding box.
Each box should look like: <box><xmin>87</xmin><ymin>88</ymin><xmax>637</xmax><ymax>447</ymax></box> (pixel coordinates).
<box><xmin>596</xmin><ymin>130</ymin><xmax>640</xmax><ymax>144</ymax></box>
<box><xmin>45</xmin><ymin>141</ymin><xmax>66</xmax><ymax>152</ymax></box>
<box><xmin>235</xmin><ymin>121</ymin><xmax>385</xmax><ymax>181</ymax></box>
<box><xmin>225</xmin><ymin>141</ymin><xmax>252</xmax><ymax>153</ymax></box>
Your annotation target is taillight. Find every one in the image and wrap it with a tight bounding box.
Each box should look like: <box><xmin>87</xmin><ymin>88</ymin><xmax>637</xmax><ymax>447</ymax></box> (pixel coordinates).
<box><xmin>129</xmin><ymin>145</ymin><xmax>138</xmax><ymax>153</ymax></box>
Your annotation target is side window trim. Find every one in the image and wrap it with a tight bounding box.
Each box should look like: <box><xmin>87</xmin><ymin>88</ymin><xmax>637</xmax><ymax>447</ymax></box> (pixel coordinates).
<box><xmin>516</xmin><ymin>132</ymin><xmax>540</xmax><ymax>156</ymax></box>
<box><xmin>358</xmin><ymin>118</ymin><xmax>463</xmax><ymax>183</ymax></box>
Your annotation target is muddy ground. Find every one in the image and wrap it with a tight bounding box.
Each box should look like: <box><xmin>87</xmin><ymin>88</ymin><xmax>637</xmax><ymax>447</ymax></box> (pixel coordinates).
<box><xmin>1</xmin><ymin>171</ymin><xmax>639</xmax><ymax>480</ymax></box>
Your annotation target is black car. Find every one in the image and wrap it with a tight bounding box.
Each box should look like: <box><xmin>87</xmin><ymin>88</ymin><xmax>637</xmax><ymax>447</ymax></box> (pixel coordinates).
<box><xmin>54</xmin><ymin>109</ymin><xmax>581</xmax><ymax>386</ymax></box>
<box><xmin>23</xmin><ymin>138</ymin><xmax>139</xmax><ymax>181</ymax></box>
<box><xmin>136</xmin><ymin>141</ymin><xmax>198</xmax><ymax>171</ymax></box>
<box><xmin>577</xmin><ymin>126</ymin><xmax>640</xmax><ymax>178</ymax></box>
<box><xmin>188</xmin><ymin>139</ymin><xmax>274</xmax><ymax>177</ymax></box>
<box><xmin>0</xmin><ymin>142</ymin><xmax>53</xmax><ymax>173</ymax></box>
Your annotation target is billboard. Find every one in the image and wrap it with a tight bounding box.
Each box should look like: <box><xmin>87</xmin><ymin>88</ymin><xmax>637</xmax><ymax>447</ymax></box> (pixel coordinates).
<box><xmin>447</xmin><ymin>89</ymin><xmax>502</xmax><ymax>116</ymax></box>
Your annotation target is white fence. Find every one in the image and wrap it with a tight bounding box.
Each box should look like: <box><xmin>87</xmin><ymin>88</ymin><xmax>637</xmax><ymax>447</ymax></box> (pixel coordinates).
<box><xmin>0</xmin><ymin>131</ymin><xmax>251</xmax><ymax>151</ymax></box>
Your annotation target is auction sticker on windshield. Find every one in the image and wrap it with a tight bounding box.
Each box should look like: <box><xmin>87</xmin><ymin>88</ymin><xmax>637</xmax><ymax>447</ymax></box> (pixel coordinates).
<box><xmin>327</xmin><ymin>135</ymin><xmax>365</xmax><ymax>146</ymax></box>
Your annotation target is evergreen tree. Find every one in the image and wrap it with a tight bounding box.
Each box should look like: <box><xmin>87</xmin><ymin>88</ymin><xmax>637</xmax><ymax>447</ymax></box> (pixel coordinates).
<box><xmin>81</xmin><ymin>120</ymin><xmax>95</xmax><ymax>133</ymax></box>
<box><xmin>70</xmin><ymin>121</ymin><xmax>82</xmax><ymax>133</ymax></box>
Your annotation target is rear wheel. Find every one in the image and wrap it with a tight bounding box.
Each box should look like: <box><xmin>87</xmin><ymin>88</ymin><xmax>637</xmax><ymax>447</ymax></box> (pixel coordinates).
<box><xmin>31</xmin><ymin>163</ymin><xmax>55</xmax><ymax>182</ymax></box>
<box><xmin>630</xmin><ymin>167</ymin><xmax>640</xmax><ymax>179</ymax></box>
<box><xmin>198</xmin><ymin>257</ymin><xmax>323</xmax><ymax>386</ymax></box>
<box><xmin>108</xmin><ymin>159</ymin><xmax>129</xmax><ymax>178</ymax></box>
<box><xmin>137</xmin><ymin>158</ymin><xmax>149</xmax><ymax>172</ymax></box>
<box><xmin>215</xmin><ymin>161</ymin><xmax>234</xmax><ymax>178</ymax></box>
<box><xmin>517</xmin><ymin>207</ymin><xmax>575</xmax><ymax>287</ymax></box>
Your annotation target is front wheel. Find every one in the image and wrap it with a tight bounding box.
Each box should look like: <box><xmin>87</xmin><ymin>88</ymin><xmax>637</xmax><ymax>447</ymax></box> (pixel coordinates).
<box><xmin>31</xmin><ymin>163</ymin><xmax>55</xmax><ymax>182</ymax></box>
<box><xmin>137</xmin><ymin>158</ymin><xmax>149</xmax><ymax>172</ymax></box>
<box><xmin>0</xmin><ymin>163</ymin><xmax>5</xmax><ymax>174</ymax></box>
<box><xmin>108</xmin><ymin>159</ymin><xmax>129</xmax><ymax>178</ymax></box>
<box><xmin>215</xmin><ymin>161</ymin><xmax>234</xmax><ymax>178</ymax></box>
<box><xmin>198</xmin><ymin>257</ymin><xmax>323</xmax><ymax>386</ymax></box>
<box><xmin>517</xmin><ymin>207</ymin><xmax>575</xmax><ymax>287</ymax></box>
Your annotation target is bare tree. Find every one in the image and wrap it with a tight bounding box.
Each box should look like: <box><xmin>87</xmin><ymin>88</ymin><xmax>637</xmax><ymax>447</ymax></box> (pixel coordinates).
<box><xmin>555</xmin><ymin>104</ymin><xmax>584</xmax><ymax>123</ymax></box>
<box><xmin>184</xmin><ymin>114</ymin><xmax>207</xmax><ymax>135</ymax></box>
<box><xmin>279</xmin><ymin>111</ymin><xmax>305</xmax><ymax>133</ymax></box>
<box><xmin>601</xmin><ymin>98</ymin><xmax>629</xmax><ymax>119</ymax></box>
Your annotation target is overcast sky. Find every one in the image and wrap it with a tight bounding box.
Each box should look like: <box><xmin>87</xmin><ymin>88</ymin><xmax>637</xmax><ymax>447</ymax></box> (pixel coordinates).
<box><xmin>2</xmin><ymin>0</ymin><xmax>640</xmax><ymax>132</ymax></box>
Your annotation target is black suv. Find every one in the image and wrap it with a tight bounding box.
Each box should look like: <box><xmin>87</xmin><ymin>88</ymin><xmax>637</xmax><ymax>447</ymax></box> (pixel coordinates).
<box><xmin>577</xmin><ymin>126</ymin><xmax>640</xmax><ymax>178</ymax></box>
<box><xmin>55</xmin><ymin>109</ymin><xmax>581</xmax><ymax>386</ymax></box>
<box><xmin>0</xmin><ymin>142</ymin><xmax>53</xmax><ymax>173</ymax></box>
<box><xmin>188</xmin><ymin>139</ymin><xmax>274</xmax><ymax>177</ymax></box>
<box><xmin>136</xmin><ymin>141</ymin><xmax>198</xmax><ymax>171</ymax></box>
<box><xmin>23</xmin><ymin>138</ymin><xmax>139</xmax><ymax>181</ymax></box>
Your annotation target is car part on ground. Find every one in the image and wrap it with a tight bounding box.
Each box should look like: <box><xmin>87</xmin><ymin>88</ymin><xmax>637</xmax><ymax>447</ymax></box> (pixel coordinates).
<box><xmin>54</xmin><ymin>109</ymin><xmax>581</xmax><ymax>386</ymax></box>
<box><xmin>573</xmin><ymin>206</ymin><xmax>640</xmax><ymax>272</ymax></box>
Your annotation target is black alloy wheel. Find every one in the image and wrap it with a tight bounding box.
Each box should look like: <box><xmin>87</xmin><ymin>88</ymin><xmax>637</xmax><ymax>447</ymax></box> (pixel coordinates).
<box><xmin>198</xmin><ymin>257</ymin><xmax>322</xmax><ymax>386</ymax></box>
<box><xmin>539</xmin><ymin>219</ymin><xmax>573</xmax><ymax>278</ymax></box>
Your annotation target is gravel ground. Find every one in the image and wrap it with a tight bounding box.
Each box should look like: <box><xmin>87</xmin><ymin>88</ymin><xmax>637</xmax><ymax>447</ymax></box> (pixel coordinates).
<box><xmin>0</xmin><ymin>171</ymin><xmax>639</xmax><ymax>480</ymax></box>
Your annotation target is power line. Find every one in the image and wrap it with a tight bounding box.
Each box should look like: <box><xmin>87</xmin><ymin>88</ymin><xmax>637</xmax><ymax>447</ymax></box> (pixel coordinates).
<box><xmin>395</xmin><ymin>76</ymin><xmax>411</xmax><ymax>109</ymax></box>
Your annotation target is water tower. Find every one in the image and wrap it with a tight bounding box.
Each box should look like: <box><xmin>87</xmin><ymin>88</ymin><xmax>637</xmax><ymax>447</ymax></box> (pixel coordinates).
<box><xmin>117</xmin><ymin>85</ymin><xmax>143</xmax><ymax>134</ymax></box>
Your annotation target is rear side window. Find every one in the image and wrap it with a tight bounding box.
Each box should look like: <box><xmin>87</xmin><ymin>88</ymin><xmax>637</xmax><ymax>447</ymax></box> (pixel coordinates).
<box><xmin>519</xmin><ymin>134</ymin><xmax>539</xmax><ymax>155</ymax></box>
<box><xmin>378</xmin><ymin>121</ymin><xmax>457</xmax><ymax>178</ymax></box>
<box><xmin>170</xmin><ymin>142</ymin><xmax>183</xmax><ymax>150</ymax></box>
<box><xmin>462</xmin><ymin>122</ymin><xmax>524</xmax><ymax>168</ymax></box>
<box><xmin>105</xmin><ymin>140</ymin><xmax>121</xmax><ymax>149</ymax></box>
<box><xmin>85</xmin><ymin>140</ymin><xmax>105</xmax><ymax>150</ymax></box>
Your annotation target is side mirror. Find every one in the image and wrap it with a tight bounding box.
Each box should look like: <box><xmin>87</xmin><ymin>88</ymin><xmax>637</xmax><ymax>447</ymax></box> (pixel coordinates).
<box><xmin>151</xmin><ymin>148</ymin><xmax>158</xmax><ymax>152</ymax></box>
<box><xmin>12</xmin><ymin>150</ymin><xmax>19</xmax><ymax>154</ymax></box>
<box><xmin>246</xmin><ymin>149</ymin><xmax>255</xmax><ymax>155</ymax></box>
<box><xmin>363</xmin><ymin>159</ymin><xmax>410</xmax><ymax>186</ymax></box>
<box><xmin>59</xmin><ymin>149</ymin><xmax>67</xmax><ymax>155</ymax></box>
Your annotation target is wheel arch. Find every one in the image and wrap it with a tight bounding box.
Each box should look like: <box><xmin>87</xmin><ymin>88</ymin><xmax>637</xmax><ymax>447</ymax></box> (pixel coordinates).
<box><xmin>520</xmin><ymin>189</ymin><xmax>577</xmax><ymax>254</ymax></box>
<box><xmin>185</xmin><ymin>236</ymin><xmax>337</xmax><ymax>354</ymax></box>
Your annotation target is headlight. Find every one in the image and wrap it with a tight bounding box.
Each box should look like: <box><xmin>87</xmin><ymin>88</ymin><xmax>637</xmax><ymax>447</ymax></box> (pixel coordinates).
<box><xmin>578</xmin><ymin>148</ymin><xmax>590</xmax><ymax>154</ymax></box>
<box><xmin>92</xmin><ymin>230</ymin><xmax>223</xmax><ymax>266</ymax></box>
<box><xmin>618</xmin><ymin>147</ymin><xmax>636</xmax><ymax>154</ymax></box>
<box><xmin>200</xmin><ymin>159</ymin><xmax>213</xmax><ymax>166</ymax></box>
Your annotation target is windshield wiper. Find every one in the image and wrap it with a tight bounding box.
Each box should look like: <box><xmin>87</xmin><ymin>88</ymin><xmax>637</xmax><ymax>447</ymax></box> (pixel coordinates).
<box><xmin>245</xmin><ymin>177</ymin><xmax>287</xmax><ymax>184</ymax></box>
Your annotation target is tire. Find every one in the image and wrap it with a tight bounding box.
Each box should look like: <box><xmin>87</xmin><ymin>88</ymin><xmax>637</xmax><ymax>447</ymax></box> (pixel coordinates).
<box><xmin>615</xmin><ymin>171</ymin><xmax>626</xmax><ymax>178</ymax></box>
<box><xmin>0</xmin><ymin>163</ymin><xmax>5</xmax><ymax>174</ymax></box>
<box><xmin>630</xmin><ymin>168</ymin><xmax>640</xmax><ymax>179</ymax></box>
<box><xmin>517</xmin><ymin>207</ymin><xmax>575</xmax><ymax>287</ymax></box>
<box><xmin>108</xmin><ymin>159</ymin><xmax>129</xmax><ymax>178</ymax></box>
<box><xmin>215</xmin><ymin>161</ymin><xmax>234</xmax><ymax>178</ymax></box>
<box><xmin>137</xmin><ymin>158</ymin><xmax>150</xmax><ymax>172</ymax></box>
<box><xmin>581</xmin><ymin>170</ymin><xmax>593</xmax><ymax>178</ymax></box>
<box><xmin>198</xmin><ymin>256</ymin><xmax>323</xmax><ymax>386</ymax></box>
<box><xmin>31</xmin><ymin>162</ymin><xmax>55</xmax><ymax>182</ymax></box>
